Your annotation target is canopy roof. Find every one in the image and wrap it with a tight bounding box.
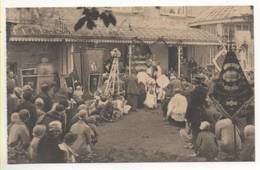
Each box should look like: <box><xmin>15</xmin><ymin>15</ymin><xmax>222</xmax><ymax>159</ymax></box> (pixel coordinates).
<box><xmin>189</xmin><ymin>6</ymin><xmax>253</xmax><ymax>26</ymax></box>
<box><xmin>9</xmin><ymin>23</ymin><xmax>220</xmax><ymax>45</ymax></box>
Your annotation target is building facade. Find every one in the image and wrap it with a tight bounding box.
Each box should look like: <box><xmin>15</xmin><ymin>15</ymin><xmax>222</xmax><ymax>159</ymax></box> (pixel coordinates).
<box><xmin>6</xmin><ymin>7</ymin><xmax>220</xmax><ymax>92</ymax></box>
<box><xmin>189</xmin><ymin>6</ymin><xmax>254</xmax><ymax>71</ymax></box>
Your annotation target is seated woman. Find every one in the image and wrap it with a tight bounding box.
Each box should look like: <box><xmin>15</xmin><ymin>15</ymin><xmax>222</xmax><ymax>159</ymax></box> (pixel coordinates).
<box><xmin>166</xmin><ymin>88</ymin><xmax>188</xmax><ymax>128</ymax></box>
<box><xmin>215</xmin><ymin>118</ymin><xmax>242</xmax><ymax>160</ymax></box>
<box><xmin>8</xmin><ymin>112</ymin><xmax>31</xmax><ymax>164</ymax></box>
<box><xmin>196</xmin><ymin>121</ymin><xmax>218</xmax><ymax>161</ymax></box>
<box><xmin>70</xmin><ymin>110</ymin><xmax>94</xmax><ymax>162</ymax></box>
<box><xmin>240</xmin><ymin>125</ymin><xmax>255</xmax><ymax>161</ymax></box>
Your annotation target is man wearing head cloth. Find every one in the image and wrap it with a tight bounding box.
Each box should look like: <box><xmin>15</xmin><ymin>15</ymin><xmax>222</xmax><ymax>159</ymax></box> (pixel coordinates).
<box><xmin>37</xmin><ymin>121</ymin><xmax>65</xmax><ymax>163</ymax></box>
<box><xmin>37</xmin><ymin>104</ymin><xmax>67</xmax><ymax>133</ymax></box>
<box><xmin>185</xmin><ymin>74</ymin><xmax>209</xmax><ymax>149</ymax></box>
<box><xmin>70</xmin><ymin>110</ymin><xmax>93</xmax><ymax>161</ymax></box>
<box><xmin>37</xmin><ymin>82</ymin><xmax>53</xmax><ymax>113</ymax></box>
<box><xmin>16</xmin><ymin>91</ymin><xmax>37</xmax><ymax>133</ymax></box>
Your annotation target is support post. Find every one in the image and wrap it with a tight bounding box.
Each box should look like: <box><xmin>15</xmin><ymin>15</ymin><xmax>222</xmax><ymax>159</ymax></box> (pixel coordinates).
<box><xmin>128</xmin><ymin>44</ymin><xmax>132</xmax><ymax>76</ymax></box>
<box><xmin>209</xmin><ymin>46</ymin><xmax>212</xmax><ymax>64</ymax></box>
<box><xmin>177</xmin><ymin>45</ymin><xmax>182</xmax><ymax>78</ymax></box>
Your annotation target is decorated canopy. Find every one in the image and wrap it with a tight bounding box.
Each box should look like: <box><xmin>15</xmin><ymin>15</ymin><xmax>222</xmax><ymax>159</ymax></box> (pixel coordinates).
<box><xmin>210</xmin><ymin>51</ymin><xmax>253</xmax><ymax>116</ymax></box>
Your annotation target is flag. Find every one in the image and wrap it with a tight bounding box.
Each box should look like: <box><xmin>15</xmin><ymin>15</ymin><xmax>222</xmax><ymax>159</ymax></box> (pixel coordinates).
<box><xmin>210</xmin><ymin>51</ymin><xmax>253</xmax><ymax>116</ymax></box>
<box><xmin>213</xmin><ymin>48</ymin><xmax>227</xmax><ymax>72</ymax></box>
<box><xmin>65</xmin><ymin>63</ymin><xmax>80</xmax><ymax>89</ymax></box>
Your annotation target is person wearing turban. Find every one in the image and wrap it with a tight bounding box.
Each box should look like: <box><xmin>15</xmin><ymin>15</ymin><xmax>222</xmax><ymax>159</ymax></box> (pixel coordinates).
<box><xmin>240</xmin><ymin>125</ymin><xmax>255</xmax><ymax>161</ymax></box>
<box><xmin>37</xmin><ymin>121</ymin><xmax>65</xmax><ymax>163</ymax></box>
<box><xmin>70</xmin><ymin>110</ymin><xmax>93</xmax><ymax>162</ymax></box>
<box><xmin>195</xmin><ymin>121</ymin><xmax>218</xmax><ymax>161</ymax></box>
<box><xmin>8</xmin><ymin>112</ymin><xmax>30</xmax><ymax>164</ymax></box>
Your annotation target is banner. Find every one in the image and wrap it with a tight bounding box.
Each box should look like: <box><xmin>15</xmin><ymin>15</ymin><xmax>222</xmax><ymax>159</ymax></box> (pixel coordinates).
<box><xmin>210</xmin><ymin>51</ymin><xmax>253</xmax><ymax>116</ymax></box>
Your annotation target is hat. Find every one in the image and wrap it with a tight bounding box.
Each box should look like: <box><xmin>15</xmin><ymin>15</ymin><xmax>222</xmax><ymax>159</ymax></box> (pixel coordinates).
<box><xmin>41</xmin><ymin>82</ymin><xmax>49</xmax><ymax>88</ymax></box>
<box><xmin>14</xmin><ymin>87</ymin><xmax>23</xmax><ymax>96</ymax></box>
<box><xmin>77</xmin><ymin>109</ymin><xmax>88</xmax><ymax>119</ymax></box>
<box><xmin>76</xmin><ymin>86</ymin><xmax>82</xmax><ymax>90</ymax></box>
<box><xmin>23</xmin><ymin>90</ymin><xmax>33</xmax><ymax>101</ymax></box>
<box><xmin>22</xmin><ymin>85</ymin><xmax>33</xmax><ymax>92</ymax></box>
<box><xmin>55</xmin><ymin>104</ymin><xmax>65</xmax><ymax>113</ymax></box>
<box><xmin>35</xmin><ymin>97</ymin><xmax>44</xmax><ymax>105</ymax></box>
<box><xmin>244</xmin><ymin>125</ymin><xmax>255</xmax><ymax>138</ymax></box>
<box><xmin>200</xmin><ymin>121</ymin><xmax>210</xmax><ymax>130</ymax></box>
<box><xmin>194</xmin><ymin>74</ymin><xmax>205</xmax><ymax>82</ymax></box>
<box><xmin>174</xmin><ymin>88</ymin><xmax>182</xmax><ymax>93</ymax></box>
<box><xmin>33</xmin><ymin>125</ymin><xmax>46</xmax><ymax>138</ymax></box>
<box><xmin>48</xmin><ymin>121</ymin><xmax>62</xmax><ymax>132</ymax></box>
<box><xmin>78</xmin><ymin>104</ymin><xmax>88</xmax><ymax>111</ymax></box>
<box><xmin>18</xmin><ymin>109</ymin><xmax>30</xmax><ymax>122</ymax></box>
<box><xmin>11</xmin><ymin>112</ymin><xmax>20</xmax><ymax>123</ymax></box>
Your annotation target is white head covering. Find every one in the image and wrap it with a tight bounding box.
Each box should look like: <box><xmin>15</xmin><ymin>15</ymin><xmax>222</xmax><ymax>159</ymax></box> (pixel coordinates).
<box><xmin>200</xmin><ymin>121</ymin><xmax>210</xmax><ymax>130</ymax></box>
<box><xmin>77</xmin><ymin>104</ymin><xmax>88</xmax><ymax>111</ymax></box>
<box><xmin>35</xmin><ymin>97</ymin><xmax>44</xmax><ymax>105</ymax></box>
<box><xmin>11</xmin><ymin>112</ymin><xmax>20</xmax><ymax>123</ymax></box>
<box><xmin>244</xmin><ymin>125</ymin><xmax>255</xmax><ymax>138</ymax></box>
<box><xmin>48</xmin><ymin>121</ymin><xmax>62</xmax><ymax>132</ymax></box>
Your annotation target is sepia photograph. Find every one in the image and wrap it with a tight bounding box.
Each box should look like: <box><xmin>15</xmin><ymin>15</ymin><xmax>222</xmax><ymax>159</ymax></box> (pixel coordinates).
<box><xmin>4</xmin><ymin>4</ymin><xmax>255</xmax><ymax>164</ymax></box>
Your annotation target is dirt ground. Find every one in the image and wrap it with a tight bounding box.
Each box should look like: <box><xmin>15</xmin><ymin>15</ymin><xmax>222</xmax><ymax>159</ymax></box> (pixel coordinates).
<box><xmin>91</xmin><ymin>108</ymin><xmax>204</xmax><ymax>162</ymax></box>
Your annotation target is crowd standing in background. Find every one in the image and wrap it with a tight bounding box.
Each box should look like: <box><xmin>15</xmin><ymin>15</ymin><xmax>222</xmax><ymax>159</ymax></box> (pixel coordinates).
<box><xmin>7</xmin><ymin>58</ymin><xmax>255</xmax><ymax>163</ymax></box>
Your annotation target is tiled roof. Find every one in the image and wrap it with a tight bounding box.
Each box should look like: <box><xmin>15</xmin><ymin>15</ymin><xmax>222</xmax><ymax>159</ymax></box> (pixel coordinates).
<box><xmin>190</xmin><ymin>6</ymin><xmax>253</xmax><ymax>26</ymax></box>
<box><xmin>10</xmin><ymin>23</ymin><xmax>220</xmax><ymax>45</ymax></box>
<box><xmin>72</xmin><ymin>24</ymin><xmax>220</xmax><ymax>44</ymax></box>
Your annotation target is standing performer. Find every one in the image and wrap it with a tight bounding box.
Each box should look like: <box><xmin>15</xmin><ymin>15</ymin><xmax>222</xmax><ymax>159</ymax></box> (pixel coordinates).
<box><xmin>144</xmin><ymin>78</ymin><xmax>157</xmax><ymax>109</ymax></box>
<box><xmin>126</xmin><ymin>73</ymin><xmax>139</xmax><ymax>111</ymax></box>
<box><xmin>185</xmin><ymin>74</ymin><xmax>208</xmax><ymax>148</ymax></box>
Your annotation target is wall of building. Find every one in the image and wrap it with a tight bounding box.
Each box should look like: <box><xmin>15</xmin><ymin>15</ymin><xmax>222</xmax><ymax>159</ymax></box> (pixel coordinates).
<box><xmin>187</xmin><ymin>45</ymin><xmax>218</xmax><ymax>67</ymax></box>
<box><xmin>149</xmin><ymin>44</ymin><xmax>169</xmax><ymax>73</ymax></box>
<box><xmin>7</xmin><ymin>42</ymin><xmax>62</xmax><ymax>84</ymax></box>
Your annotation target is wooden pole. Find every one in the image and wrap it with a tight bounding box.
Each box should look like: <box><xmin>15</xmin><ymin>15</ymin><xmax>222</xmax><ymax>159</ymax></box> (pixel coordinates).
<box><xmin>128</xmin><ymin>44</ymin><xmax>132</xmax><ymax>76</ymax></box>
<box><xmin>117</xmin><ymin>58</ymin><xmax>120</xmax><ymax>96</ymax></box>
<box><xmin>177</xmin><ymin>45</ymin><xmax>181</xmax><ymax>78</ymax></box>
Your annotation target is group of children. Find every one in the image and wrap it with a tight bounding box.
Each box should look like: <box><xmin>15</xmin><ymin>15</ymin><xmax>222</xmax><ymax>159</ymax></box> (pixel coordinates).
<box><xmin>7</xmin><ymin>79</ymin><xmax>134</xmax><ymax>163</ymax></box>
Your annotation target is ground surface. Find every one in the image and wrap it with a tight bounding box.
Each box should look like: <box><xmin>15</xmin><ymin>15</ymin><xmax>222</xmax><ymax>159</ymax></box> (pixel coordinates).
<box><xmin>92</xmin><ymin>108</ymin><xmax>202</xmax><ymax>162</ymax></box>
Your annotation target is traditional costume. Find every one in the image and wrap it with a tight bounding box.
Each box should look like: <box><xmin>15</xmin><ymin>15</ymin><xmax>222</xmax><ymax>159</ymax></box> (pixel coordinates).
<box><xmin>144</xmin><ymin>78</ymin><xmax>157</xmax><ymax>109</ymax></box>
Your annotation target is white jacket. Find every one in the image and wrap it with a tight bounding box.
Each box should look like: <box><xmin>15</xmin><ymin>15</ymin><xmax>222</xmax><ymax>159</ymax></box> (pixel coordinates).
<box><xmin>167</xmin><ymin>93</ymin><xmax>188</xmax><ymax>121</ymax></box>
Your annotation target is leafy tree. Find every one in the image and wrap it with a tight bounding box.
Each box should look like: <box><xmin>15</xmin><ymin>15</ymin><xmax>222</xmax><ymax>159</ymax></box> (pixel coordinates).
<box><xmin>74</xmin><ymin>7</ymin><xmax>161</xmax><ymax>31</ymax></box>
<box><xmin>74</xmin><ymin>7</ymin><xmax>116</xmax><ymax>31</ymax></box>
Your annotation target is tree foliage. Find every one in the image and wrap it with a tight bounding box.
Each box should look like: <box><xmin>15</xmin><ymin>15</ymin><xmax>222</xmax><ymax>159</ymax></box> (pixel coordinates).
<box><xmin>74</xmin><ymin>7</ymin><xmax>117</xmax><ymax>31</ymax></box>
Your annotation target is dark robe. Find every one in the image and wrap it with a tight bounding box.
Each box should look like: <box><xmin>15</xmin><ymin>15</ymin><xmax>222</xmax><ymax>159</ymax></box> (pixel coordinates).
<box><xmin>37</xmin><ymin>135</ymin><xmax>65</xmax><ymax>163</ymax></box>
<box><xmin>37</xmin><ymin>92</ymin><xmax>53</xmax><ymax>113</ymax></box>
<box><xmin>137</xmin><ymin>83</ymin><xmax>146</xmax><ymax>108</ymax></box>
<box><xmin>7</xmin><ymin>94</ymin><xmax>18</xmax><ymax>124</ymax></box>
<box><xmin>37</xmin><ymin>112</ymin><xmax>67</xmax><ymax>133</ymax></box>
<box><xmin>16</xmin><ymin>100</ymin><xmax>37</xmax><ymax>133</ymax></box>
<box><xmin>126</xmin><ymin>75</ymin><xmax>139</xmax><ymax>110</ymax></box>
<box><xmin>185</xmin><ymin>83</ymin><xmax>208</xmax><ymax>145</ymax></box>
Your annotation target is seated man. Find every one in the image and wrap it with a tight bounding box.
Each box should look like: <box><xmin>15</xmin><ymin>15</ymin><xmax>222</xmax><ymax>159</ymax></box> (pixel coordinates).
<box><xmin>240</xmin><ymin>125</ymin><xmax>255</xmax><ymax>161</ymax></box>
<box><xmin>166</xmin><ymin>88</ymin><xmax>188</xmax><ymax>128</ymax></box>
<box><xmin>215</xmin><ymin>118</ymin><xmax>242</xmax><ymax>160</ymax></box>
<box><xmin>70</xmin><ymin>110</ymin><xmax>94</xmax><ymax>162</ymax></box>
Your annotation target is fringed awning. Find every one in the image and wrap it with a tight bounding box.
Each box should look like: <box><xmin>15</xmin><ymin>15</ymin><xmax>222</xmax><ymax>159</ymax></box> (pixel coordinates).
<box><xmin>9</xmin><ymin>23</ymin><xmax>221</xmax><ymax>45</ymax></box>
